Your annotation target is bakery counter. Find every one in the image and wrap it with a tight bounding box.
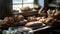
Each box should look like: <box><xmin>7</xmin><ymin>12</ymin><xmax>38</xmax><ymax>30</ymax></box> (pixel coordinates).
<box><xmin>2</xmin><ymin>21</ymin><xmax>60</xmax><ymax>34</ymax></box>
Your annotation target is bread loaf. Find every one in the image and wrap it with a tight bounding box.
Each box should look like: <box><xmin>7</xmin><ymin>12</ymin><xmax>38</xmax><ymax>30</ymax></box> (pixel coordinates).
<box><xmin>25</xmin><ymin>21</ymin><xmax>42</xmax><ymax>27</ymax></box>
<box><xmin>15</xmin><ymin>15</ymin><xmax>24</xmax><ymax>22</ymax></box>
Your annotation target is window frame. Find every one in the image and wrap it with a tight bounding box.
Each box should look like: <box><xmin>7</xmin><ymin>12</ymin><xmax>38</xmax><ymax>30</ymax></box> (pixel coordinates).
<box><xmin>13</xmin><ymin>0</ymin><xmax>34</xmax><ymax>10</ymax></box>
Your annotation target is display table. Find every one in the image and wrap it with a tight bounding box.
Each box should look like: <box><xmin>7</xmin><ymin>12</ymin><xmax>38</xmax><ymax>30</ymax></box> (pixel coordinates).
<box><xmin>2</xmin><ymin>26</ymin><xmax>51</xmax><ymax>34</ymax></box>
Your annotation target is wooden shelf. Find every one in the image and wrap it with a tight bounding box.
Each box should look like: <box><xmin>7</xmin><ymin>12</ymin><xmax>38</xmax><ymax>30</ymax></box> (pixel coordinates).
<box><xmin>13</xmin><ymin>10</ymin><xmax>38</xmax><ymax>16</ymax></box>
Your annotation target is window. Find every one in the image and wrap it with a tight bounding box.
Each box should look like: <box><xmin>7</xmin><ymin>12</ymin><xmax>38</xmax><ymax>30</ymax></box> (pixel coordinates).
<box><xmin>49</xmin><ymin>0</ymin><xmax>60</xmax><ymax>7</ymax></box>
<box><xmin>13</xmin><ymin>0</ymin><xmax>34</xmax><ymax>10</ymax></box>
<box><xmin>38</xmin><ymin>0</ymin><xmax>44</xmax><ymax>7</ymax></box>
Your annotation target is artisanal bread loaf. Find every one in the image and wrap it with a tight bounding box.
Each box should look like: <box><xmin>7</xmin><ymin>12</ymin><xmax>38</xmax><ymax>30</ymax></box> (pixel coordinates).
<box><xmin>25</xmin><ymin>21</ymin><xmax>42</xmax><ymax>27</ymax></box>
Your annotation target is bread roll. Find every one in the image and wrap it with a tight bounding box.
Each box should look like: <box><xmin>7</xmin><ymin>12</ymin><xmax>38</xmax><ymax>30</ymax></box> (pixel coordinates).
<box><xmin>3</xmin><ymin>17</ymin><xmax>9</xmax><ymax>24</ymax></box>
<box><xmin>0</xmin><ymin>20</ymin><xmax>4</xmax><ymax>25</ymax></box>
<box><xmin>38</xmin><ymin>8</ymin><xmax>44</xmax><ymax>14</ymax></box>
<box><xmin>38</xmin><ymin>8</ymin><xmax>46</xmax><ymax>17</ymax></box>
<box><xmin>54</xmin><ymin>11</ymin><xmax>60</xmax><ymax>19</ymax></box>
<box><xmin>39</xmin><ymin>18</ymin><xmax>46</xmax><ymax>23</ymax></box>
<box><xmin>39</xmin><ymin>17</ymin><xmax>46</xmax><ymax>23</ymax></box>
<box><xmin>28</xmin><ymin>16</ymin><xmax>37</xmax><ymax>22</ymax></box>
<box><xmin>20</xmin><ymin>6</ymin><xmax>30</xmax><ymax>11</ymax></box>
<box><xmin>15</xmin><ymin>15</ymin><xmax>24</xmax><ymax>22</ymax></box>
<box><xmin>8</xmin><ymin>17</ymin><xmax>14</xmax><ymax>23</ymax></box>
<box><xmin>45</xmin><ymin>17</ymin><xmax>56</xmax><ymax>23</ymax></box>
<box><xmin>36</xmin><ymin>17</ymin><xmax>42</xmax><ymax>21</ymax></box>
<box><xmin>47</xmin><ymin>9</ymin><xmax>52</xmax><ymax>17</ymax></box>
